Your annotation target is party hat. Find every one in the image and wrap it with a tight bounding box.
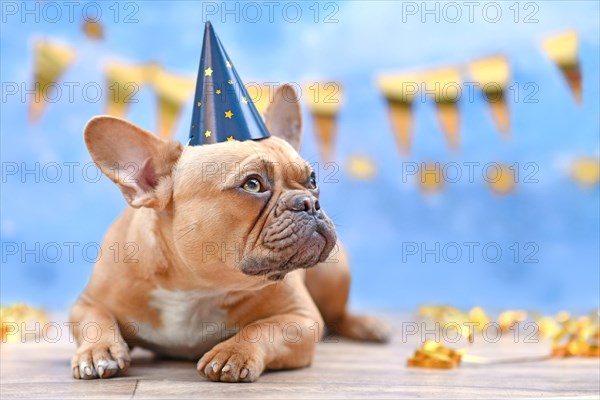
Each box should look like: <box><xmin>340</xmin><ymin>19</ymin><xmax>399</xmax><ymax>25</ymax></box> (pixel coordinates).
<box><xmin>188</xmin><ymin>22</ymin><xmax>270</xmax><ymax>145</ymax></box>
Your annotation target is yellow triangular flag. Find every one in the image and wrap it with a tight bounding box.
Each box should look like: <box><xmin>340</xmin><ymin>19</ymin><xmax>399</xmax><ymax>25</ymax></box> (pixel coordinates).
<box><xmin>542</xmin><ymin>30</ymin><xmax>582</xmax><ymax>104</ymax></box>
<box><xmin>423</xmin><ymin>68</ymin><xmax>461</xmax><ymax>150</ymax></box>
<box><xmin>469</xmin><ymin>55</ymin><xmax>511</xmax><ymax>135</ymax></box>
<box><xmin>304</xmin><ymin>82</ymin><xmax>343</xmax><ymax>161</ymax></box>
<box><xmin>29</xmin><ymin>39</ymin><xmax>76</xmax><ymax>123</ymax></box>
<box><xmin>377</xmin><ymin>73</ymin><xmax>420</xmax><ymax>155</ymax></box>
<box><xmin>104</xmin><ymin>61</ymin><xmax>148</xmax><ymax>118</ymax></box>
<box><xmin>147</xmin><ymin>64</ymin><xmax>195</xmax><ymax>139</ymax></box>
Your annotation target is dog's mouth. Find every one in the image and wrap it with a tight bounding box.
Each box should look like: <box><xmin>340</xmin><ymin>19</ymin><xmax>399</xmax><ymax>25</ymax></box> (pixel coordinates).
<box><xmin>240</xmin><ymin>213</ymin><xmax>337</xmax><ymax>280</ymax></box>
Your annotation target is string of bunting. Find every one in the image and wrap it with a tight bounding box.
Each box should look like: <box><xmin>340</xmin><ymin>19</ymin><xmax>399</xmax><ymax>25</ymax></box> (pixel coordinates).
<box><xmin>27</xmin><ymin>30</ymin><xmax>597</xmax><ymax>189</ymax></box>
<box><xmin>377</xmin><ymin>30</ymin><xmax>582</xmax><ymax>156</ymax></box>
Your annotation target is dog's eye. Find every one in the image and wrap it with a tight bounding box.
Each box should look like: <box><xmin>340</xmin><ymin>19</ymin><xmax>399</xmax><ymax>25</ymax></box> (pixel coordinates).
<box><xmin>308</xmin><ymin>172</ymin><xmax>317</xmax><ymax>189</ymax></box>
<box><xmin>242</xmin><ymin>178</ymin><xmax>262</xmax><ymax>193</ymax></box>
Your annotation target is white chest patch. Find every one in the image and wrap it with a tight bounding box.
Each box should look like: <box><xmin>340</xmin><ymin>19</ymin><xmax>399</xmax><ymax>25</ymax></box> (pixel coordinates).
<box><xmin>134</xmin><ymin>287</ymin><xmax>234</xmax><ymax>359</ymax></box>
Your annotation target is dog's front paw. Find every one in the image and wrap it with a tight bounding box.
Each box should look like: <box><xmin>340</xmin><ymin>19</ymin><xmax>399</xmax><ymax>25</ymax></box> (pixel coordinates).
<box><xmin>71</xmin><ymin>341</ymin><xmax>130</xmax><ymax>380</ymax></box>
<box><xmin>197</xmin><ymin>342</ymin><xmax>265</xmax><ymax>383</ymax></box>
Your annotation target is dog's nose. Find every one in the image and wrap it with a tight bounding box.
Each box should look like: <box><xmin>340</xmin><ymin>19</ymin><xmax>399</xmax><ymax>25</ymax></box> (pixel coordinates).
<box><xmin>291</xmin><ymin>195</ymin><xmax>320</xmax><ymax>215</ymax></box>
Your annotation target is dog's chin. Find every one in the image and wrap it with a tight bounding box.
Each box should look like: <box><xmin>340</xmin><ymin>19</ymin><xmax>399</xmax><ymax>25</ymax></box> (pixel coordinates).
<box><xmin>240</xmin><ymin>218</ymin><xmax>337</xmax><ymax>281</ymax></box>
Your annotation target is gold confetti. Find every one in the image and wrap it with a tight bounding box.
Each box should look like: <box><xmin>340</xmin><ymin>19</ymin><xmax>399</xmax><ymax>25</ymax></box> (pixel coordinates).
<box><xmin>418</xmin><ymin>163</ymin><xmax>444</xmax><ymax>193</ymax></box>
<box><xmin>227</xmin><ymin>136</ymin><xmax>235</xmax><ymax>141</ymax></box>
<box><xmin>204</xmin><ymin>67</ymin><xmax>213</xmax><ymax>77</ymax></box>
<box><xmin>498</xmin><ymin>310</ymin><xmax>527</xmax><ymax>332</ymax></box>
<box><xmin>536</xmin><ymin>316</ymin><xmax>561</xmax><ymax>338</ymax></box>
<box><xmin>415</xmin><ymin>305</ymin><xmax>600</xmax><ymax>365</ymax></box>
<box><xmin>488</xmin><ymin>163</ymin><xmax>516</xmax><ymax>195</ymax></box>
<box><xmin>552</xmin><ymin>312</ymin><xmax>600</xmax><ymax>358</ymax></box>
<box><xmin>570</xmin><ymin>157</ymin><xmax>600</xmax><ymax>187</ymax></box>
<box><xmin>346</xmin><ymin>155</ymin><xmax>377</xmax><ymax>181</ymax></box>
<box><xmin>224</xmin><ymin>110</ymin><xmax>233</xmax><ymax>119</ymax></box>
<box><xmin>407</xmin><ymin>341</ymin><xmax>463</xmax><ymax>369</ymax></box>
<box><xmin>204</xmin><ymin>130</ymin><xmax>211</xmax><ymax>137</ymax></box>
<box><xmin>216</xmin><ymin>89</ymin><xmax>222</xmax><ymax>95</ymax></box>
<box><xmin>1</xmin><ymin>304</ymin><xmax>48</xmax><ymax>343</ymax></box>
<box><xmin>82</xmin><ymin>20</ymin><xmax>104</xmax><ymax>40</ymax></box>
<box><xmin>468</xmin><ymin>306</ymin><xmax>490</xmax><ymax>330</ymax></box>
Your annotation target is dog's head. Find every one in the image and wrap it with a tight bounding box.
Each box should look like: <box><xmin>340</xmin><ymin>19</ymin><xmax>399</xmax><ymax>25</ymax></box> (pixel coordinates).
<box><xmin>85</xmin><ymin>85</ymin><xmax>336</xmax><ymax>288</ymax></box>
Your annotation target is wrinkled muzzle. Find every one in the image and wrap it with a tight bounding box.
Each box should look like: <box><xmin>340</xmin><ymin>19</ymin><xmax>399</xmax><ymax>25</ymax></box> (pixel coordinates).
<box><xmin>241</xmin><ymin>191</ymin><xmax>337</xmax><ymax>280</ymax></box>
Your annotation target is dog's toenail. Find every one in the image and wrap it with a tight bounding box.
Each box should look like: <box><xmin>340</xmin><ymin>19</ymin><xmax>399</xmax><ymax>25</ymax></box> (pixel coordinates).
<box><xmin>211</xmin><ymin>362</ymin><xmax>219</xmax><ymax>372</ymax></box>
<box><xmin>222</xmin><ymin>364</ymin><xmax>231</xmax><ymax>372</ymax></box>
<box><xmin>240</xmin><ymin>368</ymin><xmax>249</xmax><ymax>379</ymax></box>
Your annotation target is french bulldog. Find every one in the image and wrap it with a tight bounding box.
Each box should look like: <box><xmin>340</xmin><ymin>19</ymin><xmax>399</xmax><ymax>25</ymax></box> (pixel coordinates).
<box><xmin>70</xmin><ymin>84</ymin><xmax>389</xmax><ymax>383</ymax></box>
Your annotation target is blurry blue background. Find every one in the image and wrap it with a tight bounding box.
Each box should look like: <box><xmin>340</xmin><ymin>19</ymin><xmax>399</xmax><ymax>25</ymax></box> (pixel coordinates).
<box><xmin>1</xmin><ymin>1</ymin><xmax>598</xmax><ymax>314</ymax></box>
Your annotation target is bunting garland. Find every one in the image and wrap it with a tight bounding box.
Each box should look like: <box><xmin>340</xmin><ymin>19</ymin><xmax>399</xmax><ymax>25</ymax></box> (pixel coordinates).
<box><xmin>27</xmin><ymin>30</ymin><xmax>592</xmax><ymax>196</ymax></box>
<box><xmin>29</xmin><ymin>39</ymin><xmax>76</xmax><ymax>123</ymax></box>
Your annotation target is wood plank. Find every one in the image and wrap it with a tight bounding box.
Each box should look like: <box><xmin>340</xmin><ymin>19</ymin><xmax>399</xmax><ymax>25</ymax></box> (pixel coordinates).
<box><xmin>1</xmin><ymin>314</ymin><xmax>598</xmax><ymax>399</ymax></box>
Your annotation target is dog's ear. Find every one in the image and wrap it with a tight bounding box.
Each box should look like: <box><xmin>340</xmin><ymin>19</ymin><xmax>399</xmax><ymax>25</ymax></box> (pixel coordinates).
<box><xmin>264</xmin><ymin>84</ymin><xmax>302</xmax><ymax>151</ymax></box>
<box><xmin>84</xmin><ymin>116</ymin><xmax>183</xmax><ymax>209</ymax></box>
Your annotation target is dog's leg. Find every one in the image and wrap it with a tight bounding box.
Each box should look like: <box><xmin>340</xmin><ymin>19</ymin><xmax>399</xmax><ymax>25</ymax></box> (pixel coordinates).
<box><xmin>69</xmin><ymin>297</ymin><xmax>131</xmax><ymax>379</ymax></box>
<box><xmin>197</xmin><ymin>312</ymin><xmax>321</xmax><ymax>383</ymax></box>
<box><xmin>305</xmin><ymin>241</ymin><xmax>391</xmax><ymax>343</ymax></box>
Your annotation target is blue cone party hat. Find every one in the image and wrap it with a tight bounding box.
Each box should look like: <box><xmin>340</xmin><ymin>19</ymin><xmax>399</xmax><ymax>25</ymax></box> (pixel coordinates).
<box><xmin>188</xmin><ymin>21</ymin><xmax>270</xmax><ymax>145</ymax></box>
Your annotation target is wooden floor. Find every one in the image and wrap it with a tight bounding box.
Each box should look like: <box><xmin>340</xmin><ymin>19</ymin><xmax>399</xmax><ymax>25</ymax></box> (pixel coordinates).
<box><xmin>1</xmin><ymin>314</ymin><xmax>599</xmax><ymax>399</ymax></box>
